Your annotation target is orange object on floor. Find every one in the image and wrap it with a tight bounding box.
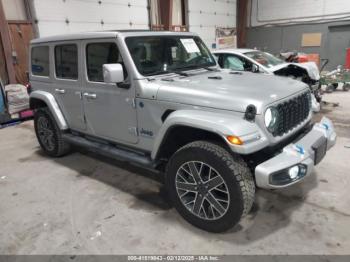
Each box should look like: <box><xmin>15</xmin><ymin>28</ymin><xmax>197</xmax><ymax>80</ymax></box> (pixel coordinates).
<box><xmin>298</xmin><ymin>54</ymin><xmax>309</xmax><ymax>63</ymax></box>
<box><xmin>305</xmin><ymin>54</ymin><xmax>320</xmax><ymax>68</ymax></box>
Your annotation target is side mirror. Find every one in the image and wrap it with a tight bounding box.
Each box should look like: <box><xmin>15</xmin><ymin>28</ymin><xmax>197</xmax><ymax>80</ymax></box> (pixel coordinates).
<box><xmin>103</xmin><ymin>64</ymin><xmax>125</xmax><ymax>84</ymax></box>
<box><xmin>252</xmin><ymin>64</ymin><xmax>260</xmax><ymax>73</ymax></box>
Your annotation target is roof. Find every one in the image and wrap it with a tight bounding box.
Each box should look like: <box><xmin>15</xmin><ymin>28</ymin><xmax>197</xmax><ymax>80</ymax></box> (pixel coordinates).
<box><xmin>212</xmin><ymin>48</ymin><xmax>257</xmax><ymax>54</ymax></box>
<box><xmin>31</xmin><ymin>30</ymin><xmax>197</xmax><ymax>44</ymax></box>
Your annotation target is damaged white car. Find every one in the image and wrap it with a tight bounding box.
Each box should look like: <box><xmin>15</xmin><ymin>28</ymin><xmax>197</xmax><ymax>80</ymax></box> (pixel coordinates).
<box><xmin>213</xmin><ymin>49</ymin><xmax>321</xmax><ymax>112</ymax></box>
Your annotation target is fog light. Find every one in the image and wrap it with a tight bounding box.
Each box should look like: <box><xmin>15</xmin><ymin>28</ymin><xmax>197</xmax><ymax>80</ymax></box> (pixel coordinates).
<box><xmin>270</xmin><ymin>164</ymin><xmax>308</xmax><ymax>186</ymax></box>
<box><xmin>288</xmin><ymin>166</ymin><xmax>300</xmax><ymax>180</ymax></box>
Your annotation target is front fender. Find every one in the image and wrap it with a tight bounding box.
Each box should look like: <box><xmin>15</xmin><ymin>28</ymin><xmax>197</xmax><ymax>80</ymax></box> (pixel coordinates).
<box><xmin>30</xmin><ymin>91</ymin><xmax>68</xmax><ymax>130</ymax></box>
<box><xmin>151</xmin><ymin>110</ymin><xmax>269</xmax><ymax>159</ymax></box>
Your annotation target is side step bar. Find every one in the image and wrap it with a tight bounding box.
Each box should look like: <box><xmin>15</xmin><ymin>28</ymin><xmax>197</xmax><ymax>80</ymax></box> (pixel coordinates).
<box><xmin>62</xmin><ymin>134</ymin><xmax>154</xmax><ymax>168</ymax></box>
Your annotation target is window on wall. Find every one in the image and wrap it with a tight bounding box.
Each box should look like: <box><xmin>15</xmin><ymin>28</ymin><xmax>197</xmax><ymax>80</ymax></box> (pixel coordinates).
<box><xmin>149</xmin><ymin>0</ymin><xmax>163</xmax><ymax>30</ymax></box>
<box><xmin>172</xmin><ymin>0</ymin><xmax>183</xmax><ymax>25</ymax></box>
<box><xmin>55</xmin><ymin>44</ymin><xmax>78</xmax><ymax>79</ymax></box>
<box><xmin>149</xmin><ymin>0</ymin><xmax>188</xmax><ymax>31</ymax></box>
<box><xmin>171</xmin><ymin>0</ymin><xmax>187</xmax><ymax>31</ymax></box>
<box><xmin>31</xmin><ymin>46</ymin><xmax>49</xmax><ymax>77</ymax></box>
<box><xmin>86</xmin><ymin>42</ymin><xmax>125</xmax><ymax>82</ymax></box>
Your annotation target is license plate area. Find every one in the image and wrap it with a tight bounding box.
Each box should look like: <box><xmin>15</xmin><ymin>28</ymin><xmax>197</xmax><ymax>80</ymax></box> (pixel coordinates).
<box><xmin>312</xmin><ymin>136</ymin><xmax>327</xmax><ymax>165</ymax></box>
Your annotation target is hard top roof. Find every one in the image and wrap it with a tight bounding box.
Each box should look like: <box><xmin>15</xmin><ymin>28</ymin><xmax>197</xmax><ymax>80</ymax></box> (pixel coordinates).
<box><xmin>31</xmin><ymin>30</ymin><xmax>197</xmax><ymax>44</ymax></box>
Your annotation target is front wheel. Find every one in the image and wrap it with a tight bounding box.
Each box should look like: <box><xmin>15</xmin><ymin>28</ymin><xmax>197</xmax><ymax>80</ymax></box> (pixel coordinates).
<box><xmin>165</xmin><ymin>141</ymin><xmax>255</xmax><ymax>233</ymax></box>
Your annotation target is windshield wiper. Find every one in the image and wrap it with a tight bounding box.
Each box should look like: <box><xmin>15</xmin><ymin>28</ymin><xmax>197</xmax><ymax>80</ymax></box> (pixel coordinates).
<box><xmin>204</xmin><ymin>66</ymin><xmax>220</xmax><ymax>72</ymax></box>
<box><xmin>147</xmin><ymin>69</ymin><xmax>192</xmax><ymax>77</ymax></box>
<box><xmin>173</xmin><ymin>70</ymin><xmax>191</xmax><ymax>77</ymax></box>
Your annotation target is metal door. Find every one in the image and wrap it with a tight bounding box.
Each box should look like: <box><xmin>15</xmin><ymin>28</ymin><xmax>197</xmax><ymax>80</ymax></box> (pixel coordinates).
<box><xmin>81</xmin><ymin>39</ymin><xmax>138</xmax><ymax>144</ymax></box>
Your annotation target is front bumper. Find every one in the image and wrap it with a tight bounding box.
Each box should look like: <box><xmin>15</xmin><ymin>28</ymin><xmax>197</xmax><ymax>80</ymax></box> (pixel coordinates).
<box><xmin>255</xmin><ymin>117</ymin><xmax>336</xmax><ymax>189</ymax></box>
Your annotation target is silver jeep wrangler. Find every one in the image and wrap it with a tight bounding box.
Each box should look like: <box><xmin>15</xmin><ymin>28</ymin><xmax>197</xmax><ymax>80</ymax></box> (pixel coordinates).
<box><xmin>29</xmin><ymin>30</ymin><xmax>336</xmax><ymax>232</ymax></box>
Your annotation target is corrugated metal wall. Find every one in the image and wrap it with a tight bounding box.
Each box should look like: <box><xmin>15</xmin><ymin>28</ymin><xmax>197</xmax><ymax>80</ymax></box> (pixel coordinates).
<box><xmin>31</xmin><ymin>0</ymin><xmax>238</xmax><ymax>48</ymax></box>
<box><xmin>188</xmin><ymin>0</ymin><xmax>237</xmax><ymax>48</ymax></box>
<box><xmin>250</xmin><ymin>0</ymin><xmax>350</xmax><ymax>27</ymax></box>
<box><xmin>247</xmin><ymin>0</ymin><xmax>350</xmax><ymax>70</ymax></box>
<box><xmin>247</xmin><ymin>21</ymin><xmax>350</xmax><ymax>70</ymax></box>
<box><xmin>32</xmin><ymin>0</ymin><xmax>150</xmax><ymax>37</ymax></box>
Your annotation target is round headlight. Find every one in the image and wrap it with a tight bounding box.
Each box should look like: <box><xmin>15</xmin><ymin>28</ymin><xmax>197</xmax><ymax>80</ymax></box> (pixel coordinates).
<box><xmin>264</xmin><ymin>107</ymin><xmax>278</xmax><ymax>132</ymax></box>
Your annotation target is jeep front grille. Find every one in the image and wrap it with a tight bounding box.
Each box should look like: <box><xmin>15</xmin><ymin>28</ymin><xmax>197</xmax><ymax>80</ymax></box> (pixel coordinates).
<box><xmin>272</xmin><ymin>92</ymin><xmax>311</xmax><ymax>137</ymax></box>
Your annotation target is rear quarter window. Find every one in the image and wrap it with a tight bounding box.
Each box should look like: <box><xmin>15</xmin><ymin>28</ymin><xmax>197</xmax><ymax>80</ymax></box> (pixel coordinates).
<box><xmin>31</xmin><ymin>46</ymin><xmax>50</xmax><ymax>77</ymax></box>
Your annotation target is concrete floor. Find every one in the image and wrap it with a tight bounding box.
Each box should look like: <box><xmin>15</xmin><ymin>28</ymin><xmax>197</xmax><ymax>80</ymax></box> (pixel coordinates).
<box><xmin>0</xmin><ymin>91</ymin><xmax>350</xmax><ymax>255</ymax></box>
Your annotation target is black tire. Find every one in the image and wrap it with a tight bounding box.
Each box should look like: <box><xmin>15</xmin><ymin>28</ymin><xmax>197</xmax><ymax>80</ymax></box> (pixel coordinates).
<box><xmin>325</xmin><ymin>84</ymin><xmax>335</xmax><ymax>93</ymax></box>
<box><xmin>343</xmin><ymin>83</ymin><xmax>350</xmax><ymax>92</ymax></box>
<box><xmin>165</xmin><ymin>141</ymin><xmax>255</xmax><ymax>233</ymax></box>
<box><xmin>34</xmin><ymin>108</ymin><xmax>71</xmax><ymax>157</ymax></box>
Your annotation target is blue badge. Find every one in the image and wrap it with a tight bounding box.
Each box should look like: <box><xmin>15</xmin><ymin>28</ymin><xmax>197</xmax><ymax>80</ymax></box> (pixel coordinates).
<box><xmin>295</xmin><ymin>145</ymin><xmax>305</xmax><ymax>155</ymax></box>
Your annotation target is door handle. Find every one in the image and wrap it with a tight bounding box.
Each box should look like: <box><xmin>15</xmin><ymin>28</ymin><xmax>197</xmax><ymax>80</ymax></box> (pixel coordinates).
<box><xmin>83</xmin><ymin>92</ymin><xmax>97</xmax><ymax>99</ymax></box>
<box><xmin>55</xmin><ymin>88</ymin><xmax>65</xmax><ymax>94</ymax></box>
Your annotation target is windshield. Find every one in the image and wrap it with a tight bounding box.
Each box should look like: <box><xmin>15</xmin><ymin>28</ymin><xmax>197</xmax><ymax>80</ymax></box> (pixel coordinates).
<box><xmin>244</xmin><ymin>51</ymin><xmax>284</xmax><ymax>68</ymax></box>
<box><xmin>125</xmin><ymin>36</ymin><xmax>216</xmax><ymax>76</ymax></box>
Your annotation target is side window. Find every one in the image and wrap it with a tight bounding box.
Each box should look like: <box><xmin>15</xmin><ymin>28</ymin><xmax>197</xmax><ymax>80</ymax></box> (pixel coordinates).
<box><xmin>31</xmin><ymin>46</ymin><xmax>50</xmax><ymax>77</ymax></box>
<box><xmin>86</xmin><ymin>43</ymin><xmax>124</xmax><ymax>82</ymax></box>
<box><xmin>223</xmin><ymin>55</ymin><xmax>245</xmax><ymax>71</ymax></box>
<box><xmin>223</xmin><ymin>54</ymin><xmax>253</xmax><ymax>72</ymax></box>
<box><xmin>55</xmin><ymin>44</ymin><xmax>78</xmax><ymax>80</ymax></box>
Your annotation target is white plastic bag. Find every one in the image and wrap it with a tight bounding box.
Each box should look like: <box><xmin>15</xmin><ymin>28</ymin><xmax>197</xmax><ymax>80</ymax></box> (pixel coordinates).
<box><xmin>4</xmin><ymin>84</ymin><xmax>29</xmax><ymax>114</ymax></box>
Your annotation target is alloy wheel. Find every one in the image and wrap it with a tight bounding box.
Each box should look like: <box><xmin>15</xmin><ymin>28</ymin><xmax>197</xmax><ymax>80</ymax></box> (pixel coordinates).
<box><xmin>175</xmin><ymin>161</ymin><xmax>230</xmax><ymax>220</ymax></box>
<box><xmin>37</xmin><ymin>116</ymin><xmax>55</xmax><ymax>151</ymax></box>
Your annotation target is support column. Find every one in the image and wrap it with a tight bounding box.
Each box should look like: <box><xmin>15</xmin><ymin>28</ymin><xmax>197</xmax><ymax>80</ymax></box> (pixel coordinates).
<box><xmin>237</xmin><ymin>0</ymin><xmax>249</xmax><ymax>48</ymax></box>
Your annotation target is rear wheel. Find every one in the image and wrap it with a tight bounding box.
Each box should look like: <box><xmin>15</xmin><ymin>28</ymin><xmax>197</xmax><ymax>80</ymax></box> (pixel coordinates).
<box><xmin>165</xmin><ymin>141</ymin><xmax>255</xmax><ymax>233</ymax></box>
<box><xmin>34</xmin><ymin>108</ymin><xmax>71</xmax><ymax>157</ymax></box>
<box><xmin>343</xmin><ymin>83</ymin><xmax>350</xmax><ymax>92</ymax></box>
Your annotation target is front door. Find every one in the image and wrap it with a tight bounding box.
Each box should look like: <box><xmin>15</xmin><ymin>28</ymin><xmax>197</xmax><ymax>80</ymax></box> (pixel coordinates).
<box><xmin>81</xmin><ymin>39</ymin><xmax>138</xmax><ymax>144</ymax></box>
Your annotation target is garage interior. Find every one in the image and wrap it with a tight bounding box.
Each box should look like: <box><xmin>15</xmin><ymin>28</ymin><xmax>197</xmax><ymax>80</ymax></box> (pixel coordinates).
<box><xmin>1</xmin><ymin>0</ymin><xmax>350</xmax><ymax>257</ymax></box>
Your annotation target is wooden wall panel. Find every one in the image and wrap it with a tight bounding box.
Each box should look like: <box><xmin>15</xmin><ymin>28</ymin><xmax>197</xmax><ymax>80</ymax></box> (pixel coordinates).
<box><xmin>0</xmin><ymin>37</ymin><xmax>9</xmax><ymax>84</ymax></box>
<box><xmin>8</xmin><ymin>22</ymin><xmax>34</xmax><ymax>84</ymax></box>
<box><xmin>0</xmin><ymin>0</ymin><xmax>16</xmax><ymax>84</ymax></box>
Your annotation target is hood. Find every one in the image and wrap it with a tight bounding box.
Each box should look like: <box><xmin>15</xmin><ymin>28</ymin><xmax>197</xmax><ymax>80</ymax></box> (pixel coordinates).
<box><xmin>156</xmin><ymin>70</ymin><xmax>309</xmax><ymax>114</ymax></box>
<box><xmin>270</xmin><ymin>62</ymin><xmax>320</xmax><ymax>81</ymax></box>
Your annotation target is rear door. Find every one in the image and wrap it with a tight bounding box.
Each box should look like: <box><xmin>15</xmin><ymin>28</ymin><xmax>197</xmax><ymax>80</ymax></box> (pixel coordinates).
<box><xmin>52</xmin><ymin>42</ymin><xmax>86</xmax><ymax>131</ymax></box>
<box><xmin>81</xmin><ymin>39</ymin><xmax>138</xmax><ymax>144</ymax></box>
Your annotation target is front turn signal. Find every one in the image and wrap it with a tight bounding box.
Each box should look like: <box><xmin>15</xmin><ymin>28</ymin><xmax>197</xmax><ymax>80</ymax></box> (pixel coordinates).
<box><xmin>226</xmin><ymin>135</ymin><xmax>243</xmax><ymax>145</ymax></box>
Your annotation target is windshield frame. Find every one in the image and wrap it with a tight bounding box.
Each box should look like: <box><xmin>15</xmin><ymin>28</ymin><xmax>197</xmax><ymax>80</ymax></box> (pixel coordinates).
<box><xmin>124</xmin><ymin>35</ymin><xmax>217</xmax><ymax>77</ymax></box>
<box><xmin>244</xmin><ymin>51</ymin><xmax>285</xmax><ymax>69</ymax></box>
